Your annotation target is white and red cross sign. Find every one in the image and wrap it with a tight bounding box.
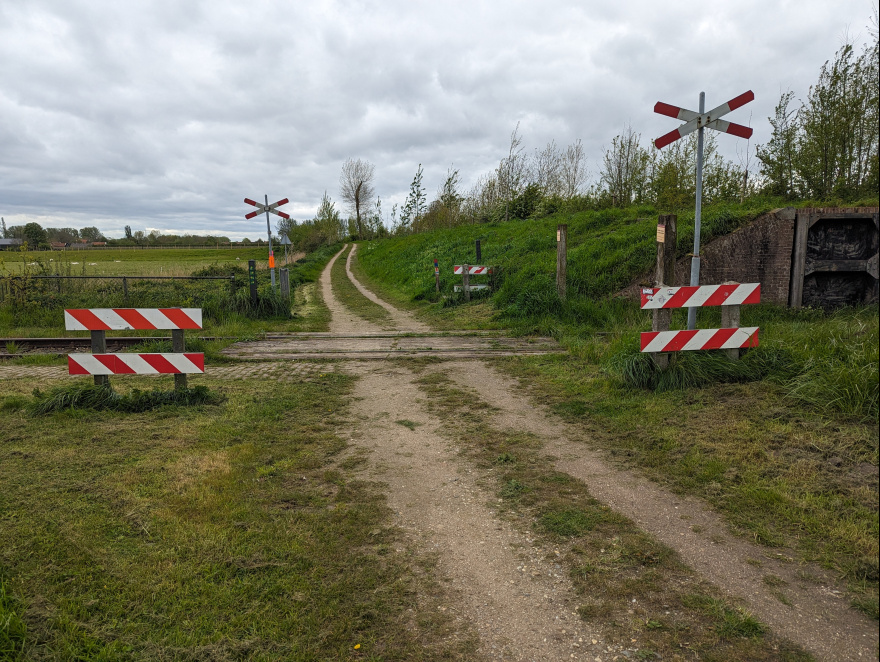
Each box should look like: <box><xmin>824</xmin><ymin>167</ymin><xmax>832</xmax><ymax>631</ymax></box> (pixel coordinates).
<box><xmin>243</xmin><ymin>197</ymin><xmax>290</xmax><ymax>220</ymax></box>
<box><xmin>653</xmin><ymin>90</ymin><xmax>754</xmax><ymax>149</ymax></box>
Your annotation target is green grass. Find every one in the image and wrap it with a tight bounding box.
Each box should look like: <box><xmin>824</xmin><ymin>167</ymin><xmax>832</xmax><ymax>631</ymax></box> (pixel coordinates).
<box><xmin>330</xmin><ymin>245</ymin><xmax>392</xmax><ymax>326</ymax></box>
<box><xmin>0</xmin><ymin>373</ymin><xmax>473</xmax><ymax>660</ymax></box>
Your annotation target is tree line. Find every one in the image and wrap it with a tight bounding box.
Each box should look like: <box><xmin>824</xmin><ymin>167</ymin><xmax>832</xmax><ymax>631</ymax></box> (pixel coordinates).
<box><xmin>279</xmin><ymin>17</ymin><xmax>876</xmax><ymax>250</ymax></box>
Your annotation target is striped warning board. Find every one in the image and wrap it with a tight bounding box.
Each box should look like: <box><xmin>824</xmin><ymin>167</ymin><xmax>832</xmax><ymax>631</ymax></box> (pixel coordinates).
<box><xmin>65</xmin><ymin>308</ymin><xmax>203</xmax><ymax>331</ymax></box>
<box><xmin>68</xmin><ymin>353</ymin><xmax>205</xmax><ymax>375</ymax></box>
<box><xmin>454</xmin><ymin>285</ymin><xmax>490</xmax><ymax>292</ymax></box>
<box><xmin>641</xmin><ymin>327</ymin><xmax>759</xmax><ymax>353</ymax></box>
<box><xmin>453</xmin><ymin>265</ymin><xmax>490</xmax><ymax>275</ymax></box>
<box><xmin>640</xmin><ymin>283</ymin><xmax>760</xmax><ymax>309</ymax></box>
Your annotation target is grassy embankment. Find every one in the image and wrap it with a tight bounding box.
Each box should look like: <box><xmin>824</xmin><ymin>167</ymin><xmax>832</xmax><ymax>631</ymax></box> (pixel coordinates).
<box><xmin>354</xmin><ymin>198</ymin><xmax>879</xmax><ymax>618</ymax></box>
<box><xmin>0</xmin><ymin>373</ymin><xmax>474</xmax><ymax>660</ymax></box>
<box><xmin>0</xmin><ymin>244</ymin><xmax>340</xmax><ymax>362</ymax></box>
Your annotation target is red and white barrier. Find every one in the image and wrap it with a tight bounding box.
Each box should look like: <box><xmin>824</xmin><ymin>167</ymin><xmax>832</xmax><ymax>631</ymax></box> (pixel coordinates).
<box><xmin>453</xmin><ymin>265</ymin><xmax>490</xmax><ymax>275</ymax></box>
<box><xmin>641</xmin><ymin>328</ymin><xmax>759</xmax><ymax>353</ymax></box>
<box><xmin>640</xmin><ymin>283</ymin><xmax>760</xmax><ymax>309</ymax></box>
<box><xmin>68</xmin><ymin>353</ymin><xmax>205</xmax><ymax>375</ymax></box>
<box><xmin>64</xmin><ymin>308</ymin><xmax>203</xmax><ymax>331</ymax></box>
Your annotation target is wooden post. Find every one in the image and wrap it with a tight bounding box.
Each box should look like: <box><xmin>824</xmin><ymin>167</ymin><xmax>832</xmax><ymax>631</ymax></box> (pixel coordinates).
<box><xmin>462</xmin><ymin>264</ymin><xmax>470</xmax><ymax>302</ymax></box>
<box><xmin>172</xmin><ymin>328</ymin><xmax>187</xmax><ymax>391</ymax></box>
<box><xmin>721</xmin><ymin>299</ymin><xmax>741</xmax><ymax>361</ymax></box>
<box><xmin>652</xmin><ymin>214</ymin><xmax>677</xmax><ymax>369</ymax></box>
<box><xmin>91</xmin><ymin>330</ymin><xmax>108</xmax><ymax>387</ymax></box>
<box><xmin>556</xmin><ymin>224</ymin><xmax>567</xmax><ymax>300</ymax></box>
<box><xmin>475</xmin><ymin>239</ymin><xmax>482</xmax><ymax>263</ymax></box>
<box><xmin>122</xmin><ymin>276</ymin><xmax>128</xmax><ymax>301</ymax></box>
<box><xmin>280</xmin><ymin>268</ymin><xmax>290</xmax><ymax>300</ymax></box>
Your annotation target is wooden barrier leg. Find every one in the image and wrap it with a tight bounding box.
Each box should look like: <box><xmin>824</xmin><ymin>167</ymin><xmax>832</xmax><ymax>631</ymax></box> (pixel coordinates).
<box><xmin>91</xmin><ymin>330</ymin><xmax>109</xmax><ymax>387</ymax></box>
<box><xmin>721</xmin><ymin>304</ymin><xmax>741</xmax><ymax>361</ymax></box>
<box><xmin>463</xmin><ymin>264</ymin><xmax>470</xmax><ymax>302</ymax></box>
<box><xmin>172</xmin><ymin>329</ymin><xmax>187</xmax><ymax>390</ymax></box>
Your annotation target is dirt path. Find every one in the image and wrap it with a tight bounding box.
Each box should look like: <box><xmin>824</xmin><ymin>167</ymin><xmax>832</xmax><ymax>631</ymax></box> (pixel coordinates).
<box><xmin>318</xmin><ymin>250</ymin><xmax>877</xmax><ymax>661</ymax></box>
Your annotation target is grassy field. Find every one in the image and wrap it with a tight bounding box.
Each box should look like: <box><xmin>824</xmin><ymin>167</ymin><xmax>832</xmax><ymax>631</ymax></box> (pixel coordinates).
<box><xmin>0</xmin><ymin>247</ymin><xmax>302</xmax><ymax>277</ymax></box>
<box><xmin>354</xmin><ymin>200</ymin><xmax>880</xmax><ymax>618</ymax></box>
<box><xmin>0</xmin><ymin>373</ymin><xmax>473</xmax><ymax>661</ymax></box>
<box><xmin>0</xmin><ymin>245</ymin><xmax>338</xmax><ymax>345</ymax></box>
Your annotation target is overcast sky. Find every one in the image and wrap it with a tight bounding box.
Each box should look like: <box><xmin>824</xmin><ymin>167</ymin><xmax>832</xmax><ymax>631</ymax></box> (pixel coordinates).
<box><xmin>0</xmin><ymin>0</ymin><xmax>874</xmax><ymax>239</ymax></box>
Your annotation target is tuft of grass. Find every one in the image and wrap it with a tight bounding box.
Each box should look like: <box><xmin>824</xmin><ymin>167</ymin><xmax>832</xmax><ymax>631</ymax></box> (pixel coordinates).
<box><xmin>29</xmin><ymin>382</ymin><xmax>224</xmax><ymax>415</ymax></box>
<box><xmin>394</xmin><ymin>419</ymin><xmax>419</xmax><ymax>430</ymax></box>
<box><xmin>680</xmin><ymin>594</ymin><xmax>767</xmax><ymax>639</ymax></box>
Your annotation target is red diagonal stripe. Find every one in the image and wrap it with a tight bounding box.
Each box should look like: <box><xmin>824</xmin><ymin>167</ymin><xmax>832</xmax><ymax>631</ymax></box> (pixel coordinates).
<box><xmin>724</xmin><ymin>122</ymin><xmax>753</xmax><ymax>139</ymax></box>
<box><xmin>274</xmin><ymin>198</ymin><xmax>289</xmax><ymax>206</ymax></box>
<box><xmin>701</xmin><ymin>328</ymin><xmax>738</xmax><ymax>350</ymax></box>
<box><xmin>245</xmin><ymin>210</ymin><xmax>261</xmax><ymax>219</ymax></box>
<box><xmin>654</xmin><ymin>101</ymin><xmax>681</xmax><ymax>119</ymax></box>
<box><xmin>141</xmin><ymin>354</ymin><xmax>181</xmax><ymax>373</ymax></box>
<box><xmin>184</xmin><ymin>353</ymin><xmax>204</xmax><ymax>371</ymax></box>
<box><xmin>159</xmin><ymin>309</ymin><xmax>201</xmax><ymax>329</ymax></box>
<box><xmin>654</xmin><ymin>128</ymin><xmax>681</xmax><ymax>149</ymax></box>
<box><xmin>726</xmin><ymin>90</ymin><xmax>754</xmax><ymax>111</ymax></box>
<box><xmin>640</xmin><ymin>288</ymin><xmax>660</xmax><ymax>308</ymax></box>
<box><xmin>66</xmin><ymin>309</ymin><xmax>111</xmax><ymax>331</ymax></box>
<box><xmin>640</xmin><ymin>332</ymin><xmax>658</xmax><ymax>351</ymax></box>
<box><xmin>113</xmin><ymin>309</ymin><xmax>156</xmax><ymax>330</ymax></box>
<box><xmin>742</xmin><ymin>284</ymin><xmax>761</xmax><ymax>305</ymax></box>
<box><xmin>244</xmin><ymin>198</ymin><xmax>258</xmax><ymax>207</ymax></box>
<box><xmin>94</xmin><ymin>354</ymin><xmax>135</xmax><ymax>374</ymax></box>
<box><xmin>68</xmin><ymin>356</ymin><xmax>89</xmax><ymax>375</ymax></box>
<box><xmin>663</xmin><ymin>286</ymin><xmax>697</xmax><ymax>309</ymax></box>
<box><xmin>275</xmin><ymin>210</ymin><xmax>290</xmax><ymax>220</ymax></box>
<box><xmin>702</xmin><ymin>284</ymin><xmax>738</xmax><ymax>307</ymax></box>
<box><xmin>742</xmin><ymin>328</ymin><xmax>760</xmax><ymax>348</ymax></box>
<box><xmin>662</xmin><ymin>330</ymin><xmax>699</xmax><ymax>352</ymax></box>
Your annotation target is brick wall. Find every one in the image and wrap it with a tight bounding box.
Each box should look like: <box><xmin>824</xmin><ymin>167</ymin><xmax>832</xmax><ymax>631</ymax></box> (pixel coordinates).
<box><xmin>672</xmin><ymin>208</ymin><xmax>796</xmax><ymax>305</ymax></box>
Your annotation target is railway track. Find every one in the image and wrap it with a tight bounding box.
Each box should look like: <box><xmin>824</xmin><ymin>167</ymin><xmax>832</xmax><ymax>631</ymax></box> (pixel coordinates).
<box><xmin>0</xmin><ymin>336</ymin><xmax>229</xmax><ymax>357</ymax></box>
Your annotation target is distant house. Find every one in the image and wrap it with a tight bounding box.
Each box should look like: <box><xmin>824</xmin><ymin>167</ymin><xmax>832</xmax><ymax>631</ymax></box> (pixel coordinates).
<box><xmin>50</xmin><ymin>241</ymin><xmax>70</xmax><ymax>249</ymax></box>
<box><xmin>91</xmin><ymin>241</ymin><xmax>107</xmax><ymax>247</ymax></box>
<box><xmin>0</xmin><ymin>238</ymin><xmax>23</xmax><ymax>250</ymax></box>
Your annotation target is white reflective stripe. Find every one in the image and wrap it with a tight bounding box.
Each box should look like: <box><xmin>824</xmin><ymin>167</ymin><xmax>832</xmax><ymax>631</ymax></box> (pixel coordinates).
<box><xmin>137</xmin><ymin>309</ymin><xmax>170</xmax><ymax>328</ymax></box>
<box><xmin>642</xmin><ymin>334</ymin><xmax>672</xmax><ymax>353</ymax></box>
<box><xmin>121</xmin><ymin>354</ymin><xmax>160</xmax><ymax>373</ymax></box>
<box><xmin>64</xmin><ymin>311</ymin><xmax>87</xmax><ymax>330</ymax></box>
<box><xmin>681</xmin><ymin>287</ymin><xmax>715</xmax><ymax>307</ymax></box>
<box><xmin>682</xmin><ymin>329</ymin><xmax>718</xmax><ymax>351</ymax></box>
<box><xmin>68</xmin><ymin>354</ymin><xmax>111</xmax><ymax>373</ymax></box>
<box><xmin>707</xmin><ymin>118</ymin><xmax>731</xmax><ymax>134</ymax></box>
<box><xmin>725</xmin><ymin>327</ymin><xmax>759</xmax><ymax>348</ymax></box>
<box><xmin>724</xmin><ymin>284</ymin><xmax>759</xmax><ymax>305</ymax></box>
<box><xmin>677</xmin><ymin>108</ymin><xmax>699</xmax><ymax>121</ymax></box>
<box><xmin>93</xmin><ymin>309</ymin><xmax>126</xmax><ymax>328</ymax></box>
<box><xmin>160</xmin><ymin>354</ymin><xmax>204</xmax><ymax>373</ymax></box>
<box><xmin>706</xmin><ymin>100</ymin><xmax>733</xmax><ymax>121</ymax></box>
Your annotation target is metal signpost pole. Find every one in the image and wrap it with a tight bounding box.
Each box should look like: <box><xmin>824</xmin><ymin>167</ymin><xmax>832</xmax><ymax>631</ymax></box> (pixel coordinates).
<box><xmin>265</xmin><ymin>194</ymin><xmax>276</xmax><ymax>289</ymax></box>
<box><xmin>688</xmin><ymin>92</ymin><xmax>705</xmax><ymax>331</ymax></box>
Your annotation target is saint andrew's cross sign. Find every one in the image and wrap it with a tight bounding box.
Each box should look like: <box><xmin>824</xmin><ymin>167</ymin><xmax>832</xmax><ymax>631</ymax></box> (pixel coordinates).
<box><xmin>652</xmin><ymin>90</ymin><xmax>754</xmax><ymax>149</ymax></box>
<box><xmin>244</xmin><ymin>195</ymin><xmax>290</xmax><ymax>287</ymax></box>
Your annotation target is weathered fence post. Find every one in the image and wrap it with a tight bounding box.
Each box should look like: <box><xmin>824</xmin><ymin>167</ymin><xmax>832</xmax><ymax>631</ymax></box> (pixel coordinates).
<box><xmin>91</xmin><ymin>330</ymin><xmax>109</xmax><ymax>387</ymax></box>
<box><xmin>280</xmin><ymin>268</ymin><xmax>290</xmax><ymax>299</ymax></box>
<box><xmin>172</xmin><ymin>328</ymin><xmax>187</xmax><ymax>390</ymax></box>
<box><xmin>652</xmin><ymin>215</ymin><xmax>677</xmax><ymax>369</ymax></box>
<box><xmin>434</xmin><ymin>259</ymin><xmax>440</xmax><ymax>293</ymax></box>
<box><xmin>122</xmin><ymin>276</ymin><xmax>128</xmax><ymax>301</ymax></box>
<box><xmin>475</xmin><ymin>239</ymin><xmax>482</xmax><ymax>263</ymax></box>
<box><xmin>248</xmin><ymin>259</ymin><xmax>258</xmax><ymax>305</ymax></box>
<box><xmin>462</xmin><ymin>264</ymin><xmax>470</xmax><ymax>302</ymax></box>
<box><xmin>556</xmin><ymin>224</ymin><xmax>567</xmax><ymax>300</ymax></box>
<box><xmin>721</xmin><ymin>292</ymin><xmax>741</xmax><ymax>361</ymax></box>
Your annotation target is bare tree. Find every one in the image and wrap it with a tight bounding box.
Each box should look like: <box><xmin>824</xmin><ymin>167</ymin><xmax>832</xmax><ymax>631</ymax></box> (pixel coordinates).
<box><xmin>497</xmin><ymin>123</ymin><xmax>527</xmax><ymax>222</ymax></box>
<box><xmin>533</xmin><ymin>140</ymin><xmax>562</xmax><ymax>196</ymax></box>
<box><xmin>339</xmin><ymin>158</ymin><xmax>375</xmax><ymax>239</ymax></box>
<box><xmin>600</xmin><ymin>125</ymin><xmax>651</xmax><ymax>206</ymax></box>
<box><xmin>560</xmin><ymin>139</ymin><xmax>588</xmax><ymax>198</ymax></box>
